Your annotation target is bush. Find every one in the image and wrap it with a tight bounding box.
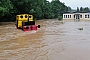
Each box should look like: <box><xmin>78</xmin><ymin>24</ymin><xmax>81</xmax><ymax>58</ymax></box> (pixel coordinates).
<box><xmin>58</xmin><ymin>16</ymin><xmax>62</xmax><ymax>20</ymax></box>
<box><xmin>50</xmin><ymin>13</ymin><xmax>55</xmax><ymax>19</ymax></box>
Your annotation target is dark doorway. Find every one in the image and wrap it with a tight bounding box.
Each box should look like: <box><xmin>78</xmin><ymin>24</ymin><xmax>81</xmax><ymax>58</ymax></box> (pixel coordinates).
<box><xmin>74</xmin><ymin>14</ymin><xmax>80</xmax><ymax>21</ymax></box>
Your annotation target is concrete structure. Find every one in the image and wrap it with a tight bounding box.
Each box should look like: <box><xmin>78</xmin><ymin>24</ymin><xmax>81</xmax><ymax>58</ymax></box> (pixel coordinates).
<box><xmin>63</xmin><ymin>12</ymin><xmax>90</xmax><ymax>20</ymax></box>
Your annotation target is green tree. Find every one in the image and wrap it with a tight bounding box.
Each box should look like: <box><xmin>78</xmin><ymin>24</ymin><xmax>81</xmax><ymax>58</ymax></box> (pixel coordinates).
<box><xmin>0</xmin><ymin>0</ymin><xmax>14</xmax><ymax>21</ymax></box>
<box><xmin>80</xmin><ymin>7</ymin><xmax>84</xmax><ymax>12</ymax></box>
<box><xmin>42</xmin><ymin>0</ymin><xmax>54</xmax><ymax>19</ymax></box>
<box><xmin>51</xmin><ymin>0</ymin><xmax>67</xmax><ymax>18</ymax></box>
<box><xmin>76</xmin><ymin>7</ymin><xmax>79</xmax><ymax>12</ymax></box>
<box><xmin>83</xmin><ymin>7</ymin><xmax>90</xmax><ymax>12</ymax></box>
<box><xmin>67</xmin><ymin>6</ymin><xmax>72</xmax><ymax>12</ymax></box>
<box><xmin>0</xmin><ymin>0</ymin><xmax>69</xmax><ymax>22</ymax></box>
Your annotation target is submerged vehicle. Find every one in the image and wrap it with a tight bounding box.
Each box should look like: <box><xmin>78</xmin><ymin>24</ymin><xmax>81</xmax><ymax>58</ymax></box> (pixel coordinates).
<box><xmin>15</xmin><ymin>14</ymin><xmax>40</xmax><ymax>31</ymax></box>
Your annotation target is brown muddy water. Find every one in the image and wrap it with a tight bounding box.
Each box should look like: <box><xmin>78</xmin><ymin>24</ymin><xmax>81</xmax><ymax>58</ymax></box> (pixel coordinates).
<box><xmin>0</xmin><ymin>19</ymin><xmax>90</xmax><ymax>60</ymax></box>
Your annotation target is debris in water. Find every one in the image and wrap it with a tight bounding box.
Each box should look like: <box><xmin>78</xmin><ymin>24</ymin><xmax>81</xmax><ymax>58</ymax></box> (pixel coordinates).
<box><xmin>78</xmin><ymin>27</ymin><xmax>83</xmax><ymax>30</ymax></box>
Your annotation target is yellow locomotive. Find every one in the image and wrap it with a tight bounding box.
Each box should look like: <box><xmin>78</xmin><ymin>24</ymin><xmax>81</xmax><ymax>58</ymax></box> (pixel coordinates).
<box><xmin>15</xmin><ymin>14</ymin><xmax>40</xmax><ymax>31</ymax></box>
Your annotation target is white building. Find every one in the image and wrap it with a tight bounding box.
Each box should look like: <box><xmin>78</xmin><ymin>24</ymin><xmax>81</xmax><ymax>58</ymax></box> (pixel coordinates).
<box><xmin>63</xmin><ymin>12</ymin><xmax>90</xmax><ymax>20</ymax></box>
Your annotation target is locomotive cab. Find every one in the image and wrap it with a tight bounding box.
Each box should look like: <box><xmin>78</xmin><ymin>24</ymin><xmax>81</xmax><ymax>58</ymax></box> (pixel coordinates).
<box><xmin>16</xmin><ymin>14</ymin><xmax>35</xmax><ymax>29</ymax></box>
<box><xmin>15</xmin><ymin>14</ymin><xmax>40</xmax><ymax>31</ymax></box>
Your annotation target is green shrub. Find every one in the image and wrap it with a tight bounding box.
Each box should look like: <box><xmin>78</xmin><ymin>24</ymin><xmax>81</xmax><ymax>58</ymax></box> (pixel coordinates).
<box><xmin>78</xmin><ymin>27</ymin><xmax>83</xmax><ymax>30</ymax></box>
<box><xmin>58</xmin><ymin>16</ymin><xmax>62</xmax><ymax>20</ymax></box>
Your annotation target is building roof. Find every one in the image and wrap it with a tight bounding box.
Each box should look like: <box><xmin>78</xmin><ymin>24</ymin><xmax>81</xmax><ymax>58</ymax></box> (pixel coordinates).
<box><xmin>64</xmin><ymin>11</ymin><xmax>90</xmax><ymax>14</ymax></box>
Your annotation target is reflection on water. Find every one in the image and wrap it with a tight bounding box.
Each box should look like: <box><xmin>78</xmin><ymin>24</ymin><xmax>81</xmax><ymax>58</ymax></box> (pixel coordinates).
<box><xmin>0</xmin><ymin>19</ymin><xmax>90</xmax><ymax>60</ymax></box>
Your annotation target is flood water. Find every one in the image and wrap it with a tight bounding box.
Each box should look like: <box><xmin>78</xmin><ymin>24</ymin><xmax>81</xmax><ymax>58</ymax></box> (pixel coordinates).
<box><xmin>0</xmin><ymin>19</ymin><xmax>90</xmax><ymax>60</ymax></box>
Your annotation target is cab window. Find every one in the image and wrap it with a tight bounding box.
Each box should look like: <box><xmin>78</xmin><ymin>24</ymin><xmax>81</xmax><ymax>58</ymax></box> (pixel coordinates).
<box><xmin>20</xmin><ymin>16</ymin><xmax>23</xmax><ymax>18</ymax></box>
<box><xmin>25</xmin><ymin>15</ymin><xmax>27</xmax><ymax>18</ymax></box>
<box><xmin>29</xmin><ymin>16</ymin><xmax>31</xmax><ymax>18</ymax></box>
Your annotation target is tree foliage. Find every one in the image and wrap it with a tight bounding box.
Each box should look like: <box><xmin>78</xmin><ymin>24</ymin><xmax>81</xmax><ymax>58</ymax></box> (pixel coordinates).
<box><xmin>77</xmin><ymin>7</ymin><xmax>90</xmax><ymax>12</ymax></box>
<box><xmin>51</xmin><ymin>0</ymin><xmax>67</xmax><ymax>17</ymax></box>
<box><xmin>0</xmin><ymin>0</ymin><xmax>68</xmax><ymax>22</ymax></box>
<box><xmin>83</xmin><ymin>7</ymin><xmax>90</xmax><ymax>12</ymax></box>
<box><xmin>76</xmin><ymin>7</ymin><xmax>79</xmax><ymax>12</ymax></box>
<box><xmin>80</xmin><ymin>7</ymin><xmax>84</xmax><ymax>12</ymax></box>
<box><xmin>0</xmin><ymin>0</ymin><xmax>13</xmax><ymax>17</ymax></box>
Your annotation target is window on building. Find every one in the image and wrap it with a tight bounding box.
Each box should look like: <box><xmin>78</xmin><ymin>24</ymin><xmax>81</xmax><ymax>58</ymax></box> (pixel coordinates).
<box><xmin>80</xmin><ymin>15</ymin><xmax>82</xmax><ymax>18</ymax></box>
<box><xmin>70</xmin><ymin>15</ymin><xmax>71</xmax><ymax>18</ymax></box>
<box><xmin>66</xmin><ymin>15</ymin><xmax>67</xmax><ymax>18</ymax></box>
<box><xmin>68</xmin><ymin>15</ymin><xmax>69</xmax><ymax>18</ymax></box>
<box><xmin>85</xmin><ymin>15</ymin><xmax>87</xmax><ymax>18</ymax></box>
<box><xmin>64</xmin><ymin>15</ymin><xmax>65</xmax><ymax>18</ymax></box>
<box><xmin>74</xmin><ymin>15</ymin><xmax>75</xmax><ymax>18</ymax></box>
<box><xmin>88</xmin><ymin>15</ymin><xmax>89</xmax><ymax>18</ymax></box>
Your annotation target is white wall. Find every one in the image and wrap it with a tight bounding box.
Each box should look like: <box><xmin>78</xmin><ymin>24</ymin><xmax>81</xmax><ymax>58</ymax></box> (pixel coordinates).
<box><xmin>63</xmin><ymin>14</ymin><xmax>74</xmax><ymax>20</ymax></box>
